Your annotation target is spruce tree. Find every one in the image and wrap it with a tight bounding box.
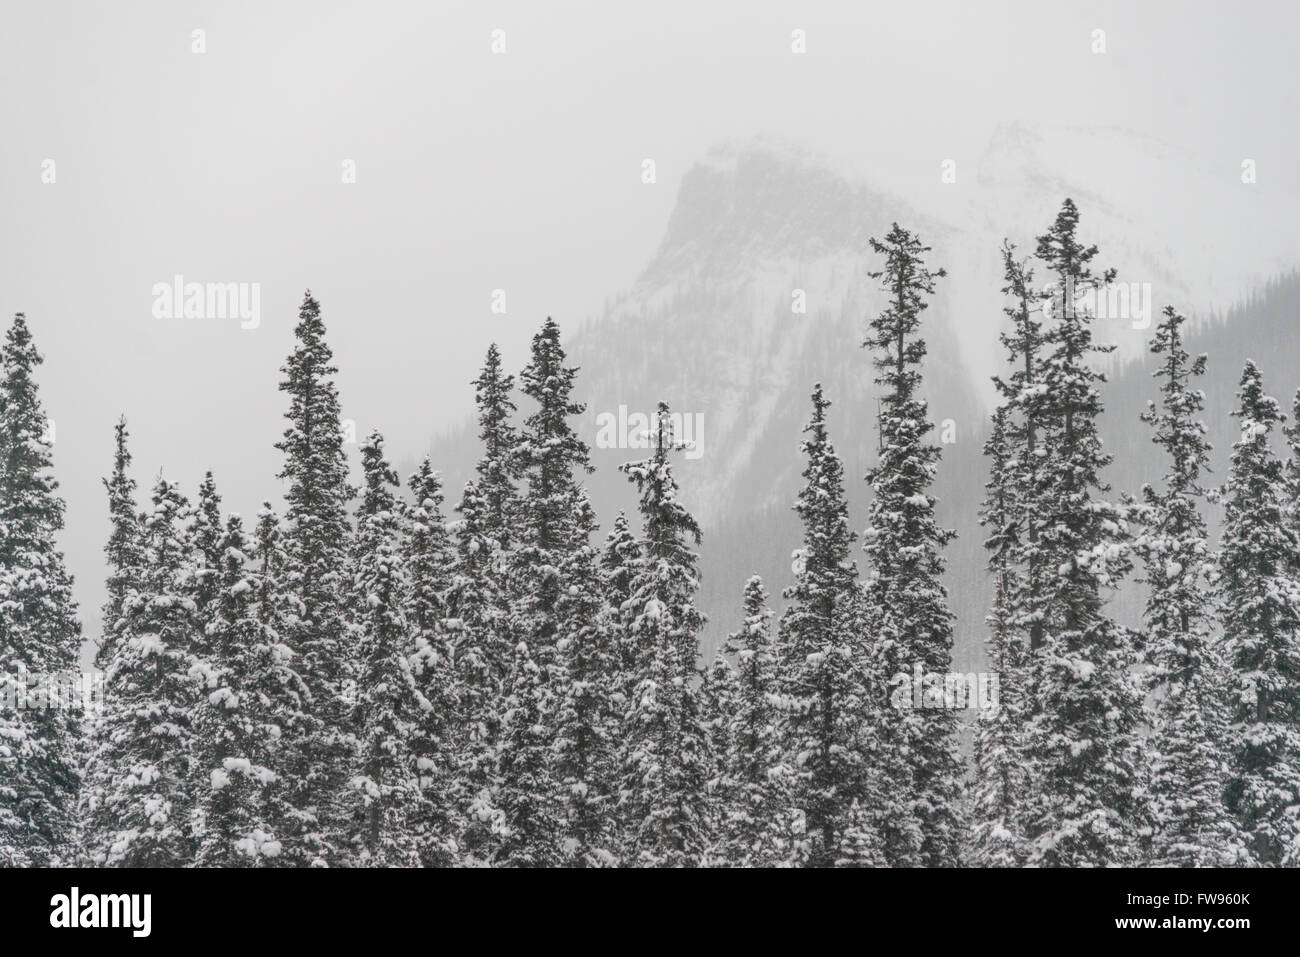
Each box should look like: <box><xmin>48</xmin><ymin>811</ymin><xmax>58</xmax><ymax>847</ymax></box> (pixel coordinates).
<box><xmin>274</xmin><ymin>290</ymin><xmax>356</xmax><ymax>866</ymax></box>
<box><xmin>700</xmin><ymin>649</ymin><xmax>738</xmax><ymax>862</ymax></box>
<box><xmin>347</xmin><ymin>432</ymin><xmax>421</xmax><ymax>866</ymax></box>
<box><xmin>403</xmin><ymin>459</ymin><xmax>458</xmax><ymax>865</ymax></box>
<box><xmin>601</xmin><ymin>511</ymin><xmax>643</xmax><ymax>705</ymax></box>
<box><xmin>861</xmin><ymin>225</ymin><xmax>964</xmax><ymax>867</ymax></box>
<box><xmin>0</xmin><ymin>313</ymin><xmax>82</xmax><ymax>865</ymax></box>
<box><xmin>777</xmin><ymin>385</ymin><xmax>879</xmax><ymax>866</ymax></box>
<box><xmin>1221</xmin><ymin>360</ymin><xmax>1300</xmax><ymax>866</ymax></box>
<box><xmin>193</xmin><ymin>514</ymin><xmax>306</xmax><ymax>867</ymax></box>
<box><xmin>511</xmin><ymin>318</ymin><xmax>594</xmax><ymax>661</ymax></box>
<box><xmin>551</xmin><ymin>490</ymin><xmax>621</xmax><ymax>866</ymax></box>
<box><xmin>1132</xmin><ymin>307</ymin><xmax>1242</xmax><ymax>866</ymax></box>
<box><xmin>971</xmin><ymin>406</ymin><xmax>1028</xmax><ymax>866</ymax></box>
<box><xmin>717</xmin><ymin>576</ymin><xmax>792</xmax><ymax>867</ymax></box>
<box><xmin>79</xmin><ymin>418</ymin><xmax>146</xmax><ymax>863</ymax></box>
<box><xmin>86</xmin><ymin>478</ymin><xmax>198</xmax><ymax>866</ymax></box>
<box><xmin>189</xmin><ymin>471</ymin><xmax>224</xmax><ymax>648</ymax></box>
<box><xmin>493</xmin><ymin>636</ymin><xmax>559</xmax><ymax>866</ymax></box>
<box><xmin>445</xmin><ymin>479</ymin><xmax>507</xmax><ymax>858</ymax></box>
<box><xmin>472</xmin><ymin>343</ymin><xmax>524</xmax><ymax>552</ymax></box>
<box><xmin>1020</xmin><ymin>199</ymin><xmax>1140</xmax><ymax>866</ymax></box>
<box><xmin>616</xmin><ymin>403</ymin><xmax>710</xmax><ymax>866</ymax></box>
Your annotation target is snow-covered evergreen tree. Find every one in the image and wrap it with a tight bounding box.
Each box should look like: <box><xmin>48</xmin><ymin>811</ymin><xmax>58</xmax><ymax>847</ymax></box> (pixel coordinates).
<box><xmin>402</xmin><ymin>459</ymin><xmax>458</xmax><ymax>866</ymax></box>
<box><xmin>472</xmin><ymin>343</ymin><xmax>524</xmax><ymax>553</ymax></box>
<box><xmin>601</xmin><ymin>510</ymin><xmax>643</xmax><ymax>705</ymax></box>
<box><xmin>971</xmin><ymin>405</ymin><xmax>1029</xmax><ymax>866</ymax></box>
<box><xmin>777</xmin><ymin>385</ymin><xmax>880</xmax><ymax>866</ymax></box>
<box><xmin>715</xmin><ymin>576</ymin><xmax>792</xmax><ymax>867</ymax></box>
<box><xmin>861</xmin><ymin>225</ymin><xmax>964</xmax><ymax>867</ymax></box>
<box><xmin>79</xmin><ymin>418</ymin><xmax>145</xmax><ymax>863</ymax></box>
<box><xmin>1020</xmin><ymin>199</ymin><xmax>1141</xmax><ymax>866</ymax></box>
<box><xmin>616</xmin><ymin>403</ymin><xmax>710</xmax><ymax>866</ymax></box>
<box><xmin>189</xmin><ymin>471</ymin><xmax>224</xmax><ymax>649</ymax></box>
<box><xmin>274</xmin><ymin>290</ymin><xmax>356</xmax><ymax>866</ymax></box>
<box><xmin>86</xmin><ymin>478</ymin><xmax>199</xmax><ymax>866</ymax></box>
<box><xmin>1132</xmin><ymin>307</ymin><xmax>1243</xmax><ymax>866</ymax></box>
<box><xmin>511</xmin><ymin>318</ymin><xmax>593</xmax><ymax>679</ymax></box>
<box><xmin>445</xmin><ymin>479</ymin><xmax>507</xmax><ymax>858</ymax></box>
<box><xmin>1221</xmin><ymin>360</ymin><xmax>1300</xmax><ymax>866</ymax></box>
<box><xmin>551</xmin><ymin>490</ymin><xmax>620</xmax><ymax>867</ymax></box>
<box><xmin>493</xmin><ymin>636</ymin><xmax>559</xmax><ymax>866</ymax></box>
<box><xmin>700</xmin><ymin>648</ymin><xmax>738</xmax><ymax>861</ymax></box>
<box><xmin>0</xmin><ymin>313</ymin><xmax>82</xmax><ymax>866</ymax></box>
<box><xmin>193</xmin><ymin>513</ymin><xmax>306</xmax><ymax>867</ymax></box>
<box><xmin>346</xmin><ymin>432</ymin><xmax>421</xmax><ymax>866</ymax></box>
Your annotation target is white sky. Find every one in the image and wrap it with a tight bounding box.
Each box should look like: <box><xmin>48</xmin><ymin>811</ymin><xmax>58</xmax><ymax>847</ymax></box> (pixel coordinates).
<box><xmin>1</xmin><ymin>0</ymin><xmax>1296</xmax><ymax>632</ymax></box>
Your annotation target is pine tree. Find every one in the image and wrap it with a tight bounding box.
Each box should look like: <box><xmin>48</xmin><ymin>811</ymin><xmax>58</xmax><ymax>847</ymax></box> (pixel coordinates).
<box><xmin>346</xmin><ymin>432</ymin><xmax>421</xmax><ymax>866</ymax></box>
<box><xmin>1221</xmin><ymin>360</ymin><xmax>1300</xmax><ymax>866</ymax></box>
<box><xmin>189</xmin><ymin>471</ymin><xmax>224</xmax><ymax>648</ymax></box>
<box><xmin>1130</xmin><ymin>307</ymin><xmax>1243</xmax><ymax>866</ymax></box>
<box><xmin>970</xmin><ymin>243</ymin><xmax>1050</xmax><ymax>867</ymax></box>
<box><xmin>971</xmin><ymin>406</ymin><xmax>1029</xmax><ymax>866</ymax></box>
<box><xmin>193</xmin><ymin>514</ymin><xmax>306</xmax><ymax>867</ymax></box>
<box><xmin>616</xmin><ymin>403</ymin><xmax>710</xmax><ymax>866</ymax></box>
<box><xmin>100</xmin><ymin>417</ymin><xmax>145</xmax><ymax>664</ymax></box>
<box><xmin>776</xmin><ymin>385</ymin><xmax>879</xmax><ymax>866</ymax></box>
<box><xmin>716</xmin><ymin>576</ymin><xmax>792</xmax><ymax>867</ymax></box>
<box><xmin>402</xmin><ymin>459</ymin><xmax>458</xmax><ymax>866</ymax></box>
<box><xmin>700</xmin><ymin>649</ymin><xmax>738</xmax><ymax>862</ymax></box>
<box><xmin>1020</xmin><ymin>199</ymin><xmax>1141</xmax><ymax>866</ymax></box>
<box><xmin>601</xmin><ymin>511</ymin><xmax>643</xmax><ymax>705</ymax></box>
<box><xmin>861</xmin><ymin>225</ymin><xmax>964</xmax><ymax>867</ymax></box>
<box><xmin>510</xmin><ymin>318</ymin><xmax>594</xmax><ymax>662</ymax></box>
<box><xmin>0</xmin><ymin>313</ymin><xmax>82</xmax><ymax>866</ymax></box>
<box><xmin>472</xmin><ymin>343</ymin><xmax>524</xmax><ymax>552</ymax></box>
<box><xmin>551</xmin><ymin>490</ymin><xmax>621</xmax><ymax>867</ymax></box>
<box><xmin>86</xmin><ymin>478</ymin><xmax>199</xmax><ymax>866</ymax></box>
<box><xmin>493</xmin><ymin>636</ymin><xmax>559</xmax><ymax>866</ymax></box>
<box><xmin>445</xmin><ymin>479</ymin><xmax>507</xmax><ymax>858</ymax></box>
<box><xmin>274</xmin><ymin>290</ymin><xmax>356</xmax><ymax>867</ymax></box>
<box><xmin>79</xmin><ymin>418</ymin><xmax>146</xmax><ymax>863</ymax></box>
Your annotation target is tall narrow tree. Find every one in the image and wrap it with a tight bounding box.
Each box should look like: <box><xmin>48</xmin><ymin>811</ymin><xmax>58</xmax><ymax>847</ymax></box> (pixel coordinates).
<box><xmin>347</xmin><ymin>432</ymin><xmax>421</xmax><ymax>866</ymax></box>
<box><xmin>194</xmin><ymin>514</ymin><xmax>306</xmax><ymax>867</ymax></box>
<box><xmin>777</xmin><ymin>385</ymin><xmax>880</xmax><ymax>866</ymax></box>
<box><xmin>1020</xmin><ymin>199</ymin><xmax>1140</xmax><ymax>866</ymax></box>
<box><xmin>971</xmin><ymin>406</ymin><xmax>1028</xmax><ymax>866</ymax></box>
<box><xmin>551</xmin><ymin>490</ymin><xmax>621</xmax><ymax>867</ymax></box>
<box><xmin>1221</xmin><ymin>361</ymin><xmax>1300</xmax><ymax>866</ymax></box>
<box><xmin>1132</xmin><ymin>307</ymin><xmax>1242</xmax><ymax>866</ymax></box>
<box><xmin>274</xmin><ymin>290</ymin><xmax>356</xmax><ymax>867</ymax></box>
<box><xmin>0</xmin><ymin>313</ymin><xmax>82</xmax><ymax>866</ymax></box>
<box><xmin>616</xmin><ymin>403</ymin><xmax>710</xmax><ymax>866</ymax></box>
<box><xmin>403</xmin><ymin>459</ymin><xmax>458</xmax><ymax>866</ymax></box>
<box><xmin>717</xmin><ymin>576</ymin><xmax>791</xmax><ymax>867</ymax></box>
<box><xmin>86</xmin><ymin>478</ymin><xmax>198</xmax><ymax>866</ymax></box>
<box><xmin>861</xmin><ymin>225</ymin><xmax>964</xmax><ymax>867</ymax></box>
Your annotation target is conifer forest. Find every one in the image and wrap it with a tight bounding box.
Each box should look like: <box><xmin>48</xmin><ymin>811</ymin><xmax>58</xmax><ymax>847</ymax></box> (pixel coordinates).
<box><xmin>3</xmin><ymin>199</ymin><xmax>1297</xmax><ymax>870</ymax></box>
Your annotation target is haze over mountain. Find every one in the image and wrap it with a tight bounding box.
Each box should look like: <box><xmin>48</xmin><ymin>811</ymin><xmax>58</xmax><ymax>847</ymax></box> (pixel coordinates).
<box><xmin>426</xmin><ymin>126</ymin><xmax>1300</xmax><ymax>664</ymax></box>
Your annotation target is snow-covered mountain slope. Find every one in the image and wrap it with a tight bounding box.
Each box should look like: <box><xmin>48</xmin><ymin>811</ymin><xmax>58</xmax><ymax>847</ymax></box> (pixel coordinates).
<box><xmin>426</xmin><ymin>126</ymin><xmax>1300</xmax><ymax>660</ymax></box>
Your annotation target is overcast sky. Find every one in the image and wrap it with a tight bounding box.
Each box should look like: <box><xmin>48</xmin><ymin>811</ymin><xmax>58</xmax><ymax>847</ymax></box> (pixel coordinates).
<box><xmin>2</xmin><ymin>0</ymin><xmax>1297</xmax><ymax>634</ymax></box>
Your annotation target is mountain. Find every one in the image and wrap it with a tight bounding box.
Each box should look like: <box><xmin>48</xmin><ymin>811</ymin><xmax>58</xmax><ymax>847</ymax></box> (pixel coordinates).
<box><xmin>424</xmin><ymin>126</ymin><xmax>1300</xmax><ymax>668</ymax></box>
